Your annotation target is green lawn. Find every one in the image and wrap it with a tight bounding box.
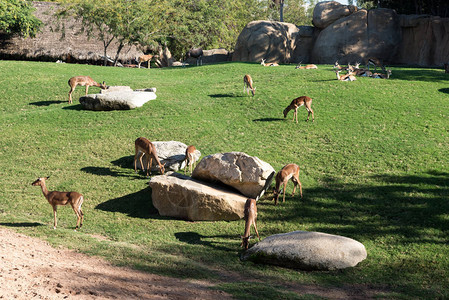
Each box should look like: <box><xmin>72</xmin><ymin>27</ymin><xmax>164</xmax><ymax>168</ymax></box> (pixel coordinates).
<box><xmin>0</xmin><ymin>60</ymin><xmax>448</xmax><ymax>299</ymax></box>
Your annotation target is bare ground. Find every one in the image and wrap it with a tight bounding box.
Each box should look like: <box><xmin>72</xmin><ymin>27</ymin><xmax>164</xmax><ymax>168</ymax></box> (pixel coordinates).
<box><xmin>0</xmin><ymin>226</ymin><xmax>388</xmax><ymax>299</ymax></box>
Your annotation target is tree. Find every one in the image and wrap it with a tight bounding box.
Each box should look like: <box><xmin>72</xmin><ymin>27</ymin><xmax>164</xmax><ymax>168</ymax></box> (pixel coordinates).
<box><xmin>56</xmin><ymin>0</ymin><xmax>166</xmax><ymax>66</ymax></box>
<box><xmin>266</xmin><ymin>0</ymin><xmax>313</xmax><ymax>26</ymax></box>
<box><xmin>0</xmin><ymin>0</ymin><xmax>42</xmax><ymax>38</ymax></box>
<box><xmin>356</xmin><ymin>0</ymin><xmax>449</xmax><ymax>17</ymax></box>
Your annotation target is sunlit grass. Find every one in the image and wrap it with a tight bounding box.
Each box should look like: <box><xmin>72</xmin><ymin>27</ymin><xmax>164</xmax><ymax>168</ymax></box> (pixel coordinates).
<box><xmin>0</xmin><ymin>60</ymin><xmax>448</xmax><ymax>298</ymax></box>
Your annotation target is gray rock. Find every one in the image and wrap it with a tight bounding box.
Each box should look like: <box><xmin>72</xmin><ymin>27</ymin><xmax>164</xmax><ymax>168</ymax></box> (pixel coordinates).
<box><xmin>242</xmin><ymin>231</ymin><xmax>367</xmax><ymax>271</ymax></box>
<box><xmin>79</xmin><ymin>90</ymin><xmax>156</xmax><ymax>111</ymax></box>
<box><xmin>148</xmin><ymin>173</ymin><xmax>247</xmax><ymax>221</ymax></box>
<box><xmin>192</xmin><ymin>152</ymin><xmax>275</xmax><ymax>199</ymax></box>
<box><xmin>312</xmin><ymin>1</ymin><xmax>357</xmax><ymax>29</ymax></box>
<box><xmin>136</xmin><ymin>141</ymin><xmax>201</xmax><ymax>172</ymax></box>
<box><xmin>100</xmin><ymin>86</ymin><xmax>133</xmax><ymax>94</ymax></box>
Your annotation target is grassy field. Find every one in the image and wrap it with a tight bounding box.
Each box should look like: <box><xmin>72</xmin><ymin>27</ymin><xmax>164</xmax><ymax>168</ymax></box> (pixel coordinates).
<box><xmin>0</xmin><ymin>60</ymin><xmax>448</xmax><ymax>299</ymax></box>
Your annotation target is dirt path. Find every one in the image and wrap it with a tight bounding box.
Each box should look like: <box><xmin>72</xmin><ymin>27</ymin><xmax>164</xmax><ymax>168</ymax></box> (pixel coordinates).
<box><xmin>0</xmin><ymin>226</ymin><xmax>388</xmax><ymax>299</ymax></box>
<box><xmin>0</xmin><ymin>226</ymin><xmax>231</xmax><ymax>299</ymax></box>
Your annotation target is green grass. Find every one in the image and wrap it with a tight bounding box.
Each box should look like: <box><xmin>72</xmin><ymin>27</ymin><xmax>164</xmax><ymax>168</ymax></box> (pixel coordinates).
<box><xmin>0</xmin><ymin>60</ymin><xmax>448</xmax><ymax>299</ymax></box>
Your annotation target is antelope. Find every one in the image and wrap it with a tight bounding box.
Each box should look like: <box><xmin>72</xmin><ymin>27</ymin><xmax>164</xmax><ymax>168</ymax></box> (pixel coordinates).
<box><xmin>444</xmin><ymin>63</ymin><xmax>449</xmax><ymax>73</ymax></box>
<box><xmin>137</xmin><ymin>54</ymin><xmax>154</xmax><ymax>68</ymax></box>
<box><xmin>243</xmin><ymin>74</ymin><xmax>256</xmax><ymax>96</ymax></box>
<box><xmin>185</xmin><ymin>48</ymin><xmax>203</xmax><ymax>66</ymax></box>
<box><xmin>183</xmin><ymin>145</ymin><xmax>197</xmax><ymax>174</ymax></box>
<box><xmin>283</xmin><ymin>96</ymin><xmax>314</xmax><ymax>123</ymax></box>
<box><xmin>241</xmin><ymin>198</ymin><xmax>260</xmax><ymax>250</ymax></box>
<box><xmin>295</xmin><ymin>63</ymin><xmax>318</xmax><ymax>69</ymax></box>
<box><xmin>134</xmin><ymin>137</ymin><xmax>166</xmax><ymax>177</ymax></box>
<box><xmin>333</xmin><ymin>61</ymin><xmax>349</xmax><ymax>71</ymax></box>
<box><xmin>353</xmin><ymin>68</ymin><xmax>373</xmax><ymax>77</ymax></box>
<box><xmin>372</xmin><ymin>69</ymin><xmax>392</xmax><ymax>79</ymax></box>
<box><xmin>335</xmin><ymin>70</ymin><xmax>357</xmax><ymax>81</ymax></box>
<box><xmin>366</xmin><ymin>58</ymin><xmax>386</xmax><ymax>73</ymax></box>
<box><xmin>68</xmin><ymin>76</ymin><xmax>106</xmax><ymax>104</ymax></box>
<box><xmin>261</xmin><ymin>59</ymin><xmax>279</xmax><ymax>67</ymax></box>
<box><xmin>31</xmin><ymin>177</ymin><xmax>84</xmax><ymax>230</ymax></box>
<box><xmin>273</xmin><ymin>164</ymin><xmax>302</xmax><ymax>205</ymax></box>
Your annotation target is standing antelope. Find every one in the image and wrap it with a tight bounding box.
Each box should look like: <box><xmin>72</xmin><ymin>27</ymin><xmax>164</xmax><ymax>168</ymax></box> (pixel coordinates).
<box><xmin>134</xmin><ymin>137</ymin><xmax>165</xmax><ymax>177</ymax></box>
<box><xmin>372</xmin><ymin>69</ymin><xmax>392</xmax><ymax>79</ymax></box>
<box><xmin>335</xmin><ymin>70</ymin><xmax>357</xmax><ymax>81</ymax></box>
<box><xmin>137</xmin><ymin>54</ymin><xmax>154</xmax><ymax>68</ymax></box>
<box><xmin>261</xmin><ymin>59</ymin><xmax>279</xmax><ymax>67</ymax></box>
<box><xmin>183</xmin><ymin>145</ymin><xmax>197</xmax><ymax>174</ymax></box>
<box><xmin>273</xmin><ymin>164</ymin><xmax>302</xmax><ymax>205</ymax></box>
<box><xmin>243</xmin><ymin>74</ymin><xmax>256</xmax><ymax>96</ymax></box>
<box><xmin>68</xmin><ymin>76</ymin><xmax>106</xmax><ymax>104</ymax></box>
<box><xmin>185</xmin><ymin>48</ymin><xmax>203</xmax><ymax>66</ymax></box>
<box><xmin>31</xmin><ymin>177</ymin><xmax>84</xmax><ymax>230</ymax></box>
<box><xmin>366</xmin><ymin>58</ymin><xmax>386</xmax><ymax>73</ymax></box>
<box><xmin>283</xmin><ymin>96</ymin><xmax>314</xmax><ymax>123</ymax></box>
<box><xmin>241</xmin><ymin>198</ymin><xmax>260</xmax><ymax>250</ymax></box>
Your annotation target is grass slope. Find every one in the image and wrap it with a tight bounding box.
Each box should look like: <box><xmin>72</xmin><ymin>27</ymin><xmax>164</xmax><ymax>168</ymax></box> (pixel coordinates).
<box><xmin>0</xmin><ymin>60</ymin><xmax>448</xmax><ymax>298</ymax></box>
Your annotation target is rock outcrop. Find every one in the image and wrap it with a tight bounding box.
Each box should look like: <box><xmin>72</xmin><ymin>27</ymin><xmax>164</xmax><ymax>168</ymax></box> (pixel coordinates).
<box><xmin>232</xmin><ymin>1</ymin><xmax>449</xmax><ymax>66</ymax></box>
<box><xmin>241</xmin><ymin>231</ymin><xmax>367</xmax><ymax>271</ymax></box>
<box><xmin>192</xmin><ymin>152</ymin><xmax>275</xmax><ymax>199</ymax></box>
<box><xmin>79</xmin><ymin>88</ymin><xmax>156</xmax><ymax>111</ymax></box>
<box><xmin>148</xmin><ymin>173</ymin><xmax>247</xmax><ymax>221</ymax></box>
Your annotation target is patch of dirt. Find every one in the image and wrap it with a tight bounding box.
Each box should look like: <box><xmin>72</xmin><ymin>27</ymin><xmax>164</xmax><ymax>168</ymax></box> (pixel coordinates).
<box><xmin>0</xmin><ymin>226</ymin><xmax>389</xmax><ymax>299</ymax></box>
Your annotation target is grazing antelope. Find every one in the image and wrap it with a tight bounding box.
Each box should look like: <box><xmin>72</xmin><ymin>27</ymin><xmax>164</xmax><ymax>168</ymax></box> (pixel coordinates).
<box><xmin>134</xmin><ymin>137</ymin><xmax>165</xmax><ymax>177</ymax></box>
<box><xmin>283</xmin><ymin>96</ymin><xmax>314</xmax><ymax>123</ymax></box>
<box><xmin>243</xmin><ymin>74</ymin><xmax>256</xmax><ymax>96</ymax></box>
<box><xmin>31</xmin><ymin>176</ymin><xmax>84</xmax><ymax>230</ymax></box>
<box><xmin>68</xmin><ymin>76</ymin><xmax>106</xmax><ymax>104</ymax></box>
<box><xmin>261</xmin><ymin>59</ymin><xmax>279</xmax><ymax>67</ymax></box>
<box><xmin>183</xmin><ymin>145</ymin><xmax>197</xmax><ymax>174</ymax></box>
<box><xmin>185</xmin><ymin>48</ymin><xmax>203</xmax><ymax>66</ymax></box>
<box><xmin>335</xmin><ymin>70</ymin><xmax>357</xmax><ymax>81</ymax></box>
<box><xmin>295</xmin><ymin>63</ymin><xmax>318</xmax><ymax>69</ymax></box>
<box><xmin>366</xmin><ymin>58</ymin><xmax>386</xmax><ymax>72</ymax></box>
<box><xmin>241</xmin><ymin>198</ymin><xmax>260</xmax><ymax>250</ymax></box>
<box><xmin>137</xmin><ymin>54</ymin><xmax>154</xmax><ymax>68</ymax></box>
<box><xmin>372</xmin><ymin>69</ymin><xmax>392</xmax><ymax>79</ymax></box>
<box><xmin>273</xmin><ymin>164</ymin><xmax>302</xmax><ymax>205</ymax></box>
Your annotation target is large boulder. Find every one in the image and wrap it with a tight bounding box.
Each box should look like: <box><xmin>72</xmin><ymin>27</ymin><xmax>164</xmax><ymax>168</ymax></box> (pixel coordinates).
<box><xmin>397</xmin><ymin>15</ymin><xmax>449</xmax><ymax>66</ymax></box>
<box><xmin>136</xmin><ymin>141</ymin><xmax>201</xmax><ymax>172</ymax></box>
<box><xmin>232</xmin><ymin>20</ymin><xmax>304</xmax><ymax>64</ymax></box>
<box><xmin>79</xmin><ymin>89</ymin><xmax>156</xmax><ymax>111</ymax></box>
<box><xmin>242</xmin><ymin>231</ymin><xmax>367</xmax><ymax>271</ymax></box>
<box><xmin>192</xmin><ymin>152</ymin><xmax>275</xmax><ymax>199</ymax></box>
<box><xmin>311</xmin><ymin>8</ymin><xmax>400</xmax><ymax>64</ymax></box>
<box><xmin>312</xmin><ymin>1</ymin><xmax>357</xmax><ymax>29</ymax></box>
<box><xmin>184</xmin><ymin>48</ymin><xmax>232</xmax><ymax>65</ymax></box>
<box><xmin>148</xmin><ymin>173</ymin><xmax>247</xmax><ymax>221</ymax></box>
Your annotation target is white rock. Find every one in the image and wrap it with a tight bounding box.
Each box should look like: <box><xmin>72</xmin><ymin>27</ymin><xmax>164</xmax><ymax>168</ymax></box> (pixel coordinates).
<box><xmin>79</xmin><ymin>90</ymin><xmax>156</xmax><ymax>110</ymax></box>
<box><xmin>242</xmin><ymin>231</ymin><xmax>367</xmax><ymax>271</ymax></box>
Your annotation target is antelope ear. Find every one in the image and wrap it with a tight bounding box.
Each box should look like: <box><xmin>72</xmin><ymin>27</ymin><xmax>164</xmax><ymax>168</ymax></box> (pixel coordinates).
<box><xmin>45</xmin><ymin>176</ymin><xmax>50</xmax><ymax>180</ymax></box>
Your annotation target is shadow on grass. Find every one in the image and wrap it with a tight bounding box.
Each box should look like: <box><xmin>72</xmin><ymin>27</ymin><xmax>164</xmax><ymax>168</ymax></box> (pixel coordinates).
<box><xmin>175</xmin><ymin>231</ymin><xmax>236</xmax><ymax>252</ymax></box>
<box><xmin>29</xmin><ymin>100</ymin><xmax>65</xmax><ymax>106</ymax></box>
<box><xmin>209</xmin><ymin>93</ymin><xmax>243</xmax><ymax>98</ymax></box>
<box><xmin>438</xmin><ymin>88</ymin><xmax>449</xmax><ymax>94</ymax></box>
<box><xmin>62</xmin><ymin>104</ymin><xmax>84</xmax><ymax>111</ymax></box>
<box><xmin>81</xmin><ymin>166</ymin><xmax>133</xmax><ymax>178</ymax></box>
<box><xmin>389</xmin><ymin>69</ymin><xmax>447</xmax><ymax>82</ymax></box>
<box><xmin>253</xmin><ymin>117</ymin><xmax>284</xmax><ymax>122</ymax></box>
<box><xmin>111</xmin><ymin>155</ymin><xmax>134</xmax><ymax>169</ymax></box>
<box><xmin>95</xmin><ymin>186</ymin><xmax>158</xmax><ymax>218</ymax></box>
<box><xmin>0</xmin><ymin>222</ymin><xmax>43</xmax><ymax>227</ymax></box>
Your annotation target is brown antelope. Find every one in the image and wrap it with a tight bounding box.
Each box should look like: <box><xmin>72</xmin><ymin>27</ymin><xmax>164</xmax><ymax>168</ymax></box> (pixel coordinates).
<box><xmin>137</xmin><ymin>54</ymin><xmax>154</xmax><ymax>68</ymax></box>
<box><xmin>134</xmin><ymin>137</ymin><xmax>166</xmax><ymax>177</ymax></box>
<box><xmin>333</xmin><ymin>61</ymin><xmax>349</xmax><ymax>71</ymax></box>
<box><xmin>183</xmin><ymin>145</ymin><xmax>197</xmax><ymax>174</ymax></box>
<box><xmin>68</xmin><ymin>76</ymin><xmax>106</xmax><ymax>104</ymax></box>
<box><xmin>283</xmin><ymin>96</ymin><xmax>314</xmax><ymax>123</ymax></box>
<box><xmin>335</xmin><ymin>70</ymin><xmax>357</xmax><ymax>81</ymax></box>
<box><xmin>366</xmin><ymin>58</ymin><xmax>386</xmax><ymax>73</ymax></box>
<box><xmin>372</xmin><ymin>69</ymin><xmax>392</xmax><ymax>79</ymax></box>
<box><xmin>243</xmin><ymin>74</ymin><xmax>256</xmax><ymax>96</ymax></box>
<box><xmin>295</xmin><ymin>63</ymin><xmax>318</xmax><ymax>69</ymax></box>
<box><xmin>31</xmin><ymin>177</ymin><xmax>84</xmax><ymax>230</ymax></box>
<box><xmin>273</xmin><ymin>164</ymin><xmax>302</xmax><ymax>205</ymax></box>
<box><xmin>353</xmin><ymin>68</ymin><xmax>373</xmax><ymax>77</ymax></box>
<box><xmin>241</xmin><ymin>198</ymin><xmax>260</xmax><ymax>250</ymax></box>
<box><xmin>261</xmin><ymin>59</ymin><xmax>279</xmax><ymax>67</ymax></box>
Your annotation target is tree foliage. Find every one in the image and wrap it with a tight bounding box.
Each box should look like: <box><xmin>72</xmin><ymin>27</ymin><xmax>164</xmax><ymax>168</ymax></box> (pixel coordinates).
<box><xmin>0</xmin><ymin>0</ymin><xmax>42</xmax><ymax>38</ymax></box>
<box><xmin>356</xmin><ymin>0</ymin><xmax>449</xmax><ymax>17</ymax></box>
<box><xmin>266</xmin><ymin>0</ymin><xmax>315</xmax><ymax>26</ymax></box>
